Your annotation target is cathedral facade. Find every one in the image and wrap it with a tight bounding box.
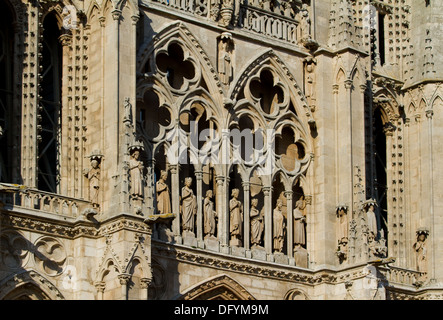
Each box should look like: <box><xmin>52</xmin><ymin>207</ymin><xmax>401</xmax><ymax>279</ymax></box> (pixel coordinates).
<box><xmin>1</xmin><ymin>0</ymin><xmax>443</xmax><ymax>300</ymax></box>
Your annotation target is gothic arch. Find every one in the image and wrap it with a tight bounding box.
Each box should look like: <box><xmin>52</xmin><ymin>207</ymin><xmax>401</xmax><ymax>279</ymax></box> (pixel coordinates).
<box><xmin>229</xmin><ymin>49</ymin><xmax>315</xmax><ymax>128</ymax></box>
<box><xmin>373</xmin><ymin>87</ymin><xmax>401</xmax><ymax>125</ymax></box>
<box><xmin>0</xmin><ymin>270</ymin><xmax>65</xmax><ymax>300</ymax></box>
<box><xmin>284</xmin><ymin>288</ymin><xmax>309</xmax><ymax>300</ymax></box>
<box><xmin>177</xmin><ymin>274</ymin><xmax>256</xmax><ymax>300</ymax></box>
<box><xmin>137</xmin><ymin>21</ymin><xmax>224</xmax><ymax>101</ymax></box>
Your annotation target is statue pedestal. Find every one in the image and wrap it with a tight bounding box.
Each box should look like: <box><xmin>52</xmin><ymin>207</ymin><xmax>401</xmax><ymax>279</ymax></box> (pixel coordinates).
<box><xmin>294</xmin><ymin>246</ymin><xmax>308</xmax><ymax>268</ymax></box>
<box><xmin>231</xmin><ymin>245</ymin><xmax>246</xmax><ymax>257</ymax></box>
<box><xmin>183</xmin><ymin>231</ymin><xmax>197</xmax><ymax>247</ymax></box>
<box><xmin>230</xmin><ymin>238</ymin><xmax>242</xmax><ymax>247</ymax></box>
<box><xmin>273</xmin><ymin>252</ymin><xmax>288</xmax><ymax>265</ymax></box>
<box><xmin>251</xmin><ymin>246</ymin><xmax>267</xmax><ymax>261</ymax></box>
<box><xmin>204</xmin><ymin>236</ymin><xmax>220</xmax><ymax>252</ymax></box>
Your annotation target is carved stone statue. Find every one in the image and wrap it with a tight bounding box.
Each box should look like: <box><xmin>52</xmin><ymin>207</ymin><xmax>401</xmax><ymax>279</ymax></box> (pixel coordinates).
<box><xmin>156</xmin><ymin>170</ymin><xmax>171</xmax><ymax>214</ymax></box>
<box><xmin>181</xmin><ymin>177</ymin><xmax>197</xmax><ymax>233</ymax></box>
<box><xmin>293</xmin><ymin>198</ymin><xmax>306</xmax><ymax>248</ymax></box>
<box><xmin>413</xmin><ymin>229</ymin><xmax>428</xmax><ymax>275</ymax></box>
<box><xmin>273</xmin><ymin>199</ymin><xmax>285</xmax><ymax>253</ymax></box>
<box><xmin>84</xmin><ymin>157</ymin><xmax>101</xmax><ymax>208</ymax></box>
<box><xmin>300</xmin><ymin>4</ymin><xmax>311</xmax><ymax>41</ymax></box>
<box><xmin>129</xmin><ymin>149</ymin><xmax>144</xmax><ymax>200</ymax></box>
<box><xmin>229</xmin><ymin>188</ymin><xmax>243</xmax><ymax>246</ymax></box>
<box><xmin>365</xmin><ymin>202</ymin><xmax>378</xmax><ymax>239</ymax></box>
<box><xmin>250</xmin><ymin>198</ymin><xmax>263</xmax><ymax>247</ymax></box>
<box><xmin>218</xmin><ymin>34</ymin><xmax>233</xmax><ymax>86</ymax></box>
<box><xmin>336</xmin><ymin>206</ymin><xmax>348</xmax><ymax>261</ymax></box>
<box><xmin>204</xmin><ymin>190</ymin><xmax>217</xmax><ymax>238</ymax></box>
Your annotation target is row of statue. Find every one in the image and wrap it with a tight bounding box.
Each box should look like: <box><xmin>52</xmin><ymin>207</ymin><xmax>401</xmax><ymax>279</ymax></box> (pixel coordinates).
<box><xmin>155</xmin><ymin>170</ymin><xmax>307</xmax><ymax>252</ymax></box>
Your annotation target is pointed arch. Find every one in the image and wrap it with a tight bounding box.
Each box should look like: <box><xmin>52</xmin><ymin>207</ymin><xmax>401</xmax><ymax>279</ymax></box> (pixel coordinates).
<box><xmin>229</xmin><ymin>49</ymin><xmax>315</xmax><ymax>128</ymax></box>
<box><xmin>0</xmin><ymin>270</ymin><xmax>65</xmax><ymax>300</ymax></box>
<box><xmin>136</xmin><ymin>21</ymin><xmax>224</xmax><ymax>102</ymax></box>
<box><xmin>177</xmin><ymin>274</ymin><xmax>256</xmax><ymax>300</ymax></box>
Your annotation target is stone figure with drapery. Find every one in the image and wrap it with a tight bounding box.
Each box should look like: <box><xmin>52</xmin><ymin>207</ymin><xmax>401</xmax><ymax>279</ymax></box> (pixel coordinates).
<box><xmin>156</xmin><ymin>170</ymin><xmax>171</xmax><ymax>214</ymax></box>
<box><xmin>250</xmin><ymin>198</ymin><xmax>263</xmax><ymax>247</ymax></box>
<box><xmin>229</xmin><ymin>188</ymin><xmax>243</xmax><ymax>246</ymax></box>
<box><xmin>204</xmin><ymin>190</ymin><xmax>217</xmax><ymax>238</ymax></box>
<box><xmin>129</xmin><ymin>149</ymin><xmax>144</xmax><ymax>200</ymax></box>
<box><xmin>273</xmin><ymin>199</ymin><xmax>285</xmax><ymax>253</ymax></box>
<box><xmin>293</xmin><ymin>198</ymin><xmax>306</xmax><ymax>247</ymax></box>
<box><xmin>181</xmin><ymin>177</ymin><xmax>197</xmax><ymax>233</ymax></box>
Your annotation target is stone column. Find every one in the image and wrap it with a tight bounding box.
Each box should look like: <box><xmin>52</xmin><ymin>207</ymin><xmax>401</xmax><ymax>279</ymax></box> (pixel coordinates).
<box><xmin>263</xmin><ymin>186</ymin><xmax>273</xmax><ymax>258</ymax></box>
<box><xmin>58</xmin><ymin>32</ymin><xmax>72</xmax><ymax>196</ymax></box>
<box><xmin>285</xmin><ymin>190</ymin><xmax>293</xmax><ymax>259</ymax></box>
<box><xmin>94</xmin><ymin>281</ymin><xmax>106</xmax><ymax>300</ymax></box>
<box><xmin>216</xmin><ymin>175</ymin><xmax>228</xmax><ymax>252</ymax></box>
<box><xmin>140</xmin><ymin>277</ymin><xmax>152</xmax><ymax>300</ymax></box>
<box><xmin>118</xmin><ymin>273</ymin><xmax>131</xmax><ymax>300</ymax></box>
<box><xmin>425</xmin><ymin>109</ymin><xmax>436</xmax><ymax>282</ymax></box>
<box><xmin>195</xmin><ymin>170</ymin><xmax>204</xmax><ymax>246</ymax></box>
<box><xmin>242</xmin><ymin>181</ymin><xmax>250</xmax><ymax>250</ymax></box>
<box><xmin>170</xmin><ymin>164</ymin><xmax>181</xmax><ymax>240</ymax></box>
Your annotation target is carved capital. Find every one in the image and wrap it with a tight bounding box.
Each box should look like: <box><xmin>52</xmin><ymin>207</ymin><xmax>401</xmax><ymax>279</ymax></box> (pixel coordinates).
<box><xmin>284</xmin><ymin>190</ymin><xmax>293</xmax><ymax>201</ymax></box>
<box><xmin>112</xmin><ymin>9</ymin><xmax>122</xmax><ymax>21</ymax></box>
<box><xmin>118</xmin><ymin>273</ymin><xmax>131</xmax><ymax>285</ymax></box>
<box><xmin>344</xmin><ymin>79</ymin><xmax>353</xmax><ymax>90</ymax></box>
<box><xmin>216</xmin><ymin>176</ymin><xmax>225</xmax><ymax>186</ymax></box>
<box><xmin>94</xmin><ymin>281</ymin><xmax>106</xmax><ymax>292</ymax></box>
<box><xmin>195</xmin><ymin>171</ymin><xmax>203</xmax><ymax>180</ymax></box>
<box><xmin>131</xmin><ymin>14</ymin><xmax>140</xmax><ymax>25</ymax></box>
<box><xmin>383</xmin><ymin>122</ymin><xmax>396</xmax><ymax>136</ymax></box>
<box><xmin>140</xmin><ymin>277</ymin><xmax>152</xmax><ymax>289</ymax></box>
<box><xmin>241</xmin><ymin>181</ymin><xmax>250</xmax><ymax>191</ymax></box>
<box><xmin>332</xmin><ymin>84</ymin><xmax>340</xmax><ymax>94</ymax></box>
<box><xmin>58</xmin><ymin>33</ymin><xmax>72</xmax><ymax>47</ymax></box>
<box><xmin>425</xmin><ymin>109</ymin><xmax>434</xmax><ymax>119</ymax></box>
<box><xmin>99</xmin><ymin>16</ymin><xmax>106</xmax><ymax>27</ymax></box>
<box><xmin>262</xmin><ymin>186</ymin><xmax>272</xmax><ymax>196</ymax></box>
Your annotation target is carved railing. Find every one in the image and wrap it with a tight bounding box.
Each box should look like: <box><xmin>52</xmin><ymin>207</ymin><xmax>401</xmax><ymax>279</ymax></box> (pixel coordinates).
<box><xmin>147</xmin><ymin>0</ymin><xmax>302</xmax><ymax>45</ymax></box>
<box><xmin>380</xmin><ymin>266</ymin><xmax>426</xmax><ymax>286</ymax></box>
<box><xmin>0</xmin><ymin>188</ymin><xmax>91</xmax><ymax>218</ymax></box>
<box><xmin>239</xmin><ymin>4</ymin><xmax>299</xmax><ymax>44</ymax></box>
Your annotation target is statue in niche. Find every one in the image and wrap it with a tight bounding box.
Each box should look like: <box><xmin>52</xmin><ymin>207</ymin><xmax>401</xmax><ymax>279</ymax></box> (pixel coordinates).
<box><xmin>204</xmin><ymin>190</ymin><xmax>217</xmax><ymax>238</ymax></box>
<box><xmin>273</xmin><ymin>199</ymin><xmax>285</xmax><ymax>253</ymax></box>
<box><xmin>84</xmin><ymin>155</ymin><xmax>101</xmax><ymax>209</ymax></box>
<box><xmin>181</xmin><ymin>177</ymin><xmax>197</xmax><ymax>234</ymax></box>
<box><xmin>365</xmin><ymin>200</ymin><xmax>378</xmax><ymax>240</ymax></box>
<box><xmin>413</xmin><ymin>229</ymin><xmax>429</xmax><ymax>276</ymax></box>
<box><xmin>218</xmin><ymin>33</ymin><xmax>233</xmax><ymax>86</ymax></box>
<box><xmin>336</xmin><ymin>205</ymin><xmax>348</xmax><ymax>262</ymax></box>
<box><xmin>129</xmin><ymin>148</ymin><xmax>144</xmax><ymax>200</ymax></box>
<box><xmin>293</xmin><ymin>197</ymin><xmax>306</xmax><ymax>248</ymax></box>
<box><xmin>229</xmin><ymin>188</ymin><xmax>243</xmax><ymax>246</ymax></box>
<box><xmin>250</xmin><ymin>198</ymin><xmax>264</xmax><ymax>247</ymax></box>
<box><xmin>300</xmin><ymin>4</ymin><xmax>311</xmax><ymax>41</ymax></box>
<box><xmin>156</xmin><ymin>170</ymin><xmax>171</xmax><ymax>214</ymax></box>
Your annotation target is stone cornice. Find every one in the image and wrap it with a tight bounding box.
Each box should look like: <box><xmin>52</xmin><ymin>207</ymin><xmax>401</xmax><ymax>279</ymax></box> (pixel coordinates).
<box><xmin>0</xmin><ymin>211</ymin><xmax>152</xmax><ymax>239</ymax></box>
<box><xmin>152</xmin><ymin>240</ymin><xmax>370</xmax><ymax>286</ymax></box>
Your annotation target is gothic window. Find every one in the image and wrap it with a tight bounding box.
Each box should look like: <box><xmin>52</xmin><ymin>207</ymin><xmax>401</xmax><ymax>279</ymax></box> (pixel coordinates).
<box><xmin>156</xmin><ymin>42</ymin><xmax>195</xmax><ymax>90</ymax></box>
<box><xmin>0</xmin><ymin>1</ymin><xmax>14</xmax><ymax>182</ymax></box>
<box><xmin>378</xmin><ymin>12</ymin><xmax>386</xmax><ymax>66</ymax></box>
<box><xmin>38</xmin><ymin>13</ymin><xmax>62</xmax><ymax>193</ymax></box>
<box><xmin>250</xmin><ymin>69</ymin><xmax>283</xmax><ymax>114</ymax></box>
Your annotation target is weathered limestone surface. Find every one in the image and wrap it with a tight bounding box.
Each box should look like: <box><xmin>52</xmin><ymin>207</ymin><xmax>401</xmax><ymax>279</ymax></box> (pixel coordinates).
<box><xmin>0</xmin><ymin>0</ymin><xmax>442</xmax><ymax>300</ymax></box>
